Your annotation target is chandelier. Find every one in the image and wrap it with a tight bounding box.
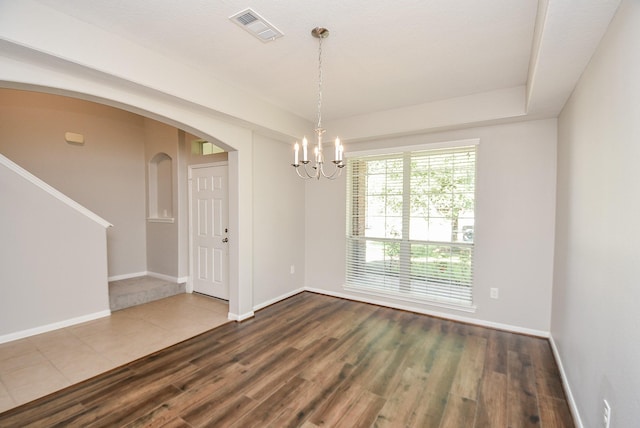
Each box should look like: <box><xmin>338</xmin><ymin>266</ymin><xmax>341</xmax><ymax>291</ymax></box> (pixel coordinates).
<box><xmin>292</xmin><ymin>27</ymin><xmax>345</xmax><ymax>180</ymax></box>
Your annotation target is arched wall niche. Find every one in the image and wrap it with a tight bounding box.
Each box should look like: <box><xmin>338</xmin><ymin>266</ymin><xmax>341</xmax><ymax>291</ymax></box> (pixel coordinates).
<box><xmin>148</xmin><ymin>152</ymin><xmax>173</xmax><ymax>220</ymax></box>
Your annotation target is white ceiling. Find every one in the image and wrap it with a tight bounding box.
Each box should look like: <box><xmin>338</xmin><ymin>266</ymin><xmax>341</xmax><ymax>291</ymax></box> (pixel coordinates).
<box><xmin>15</xmin><ymin>0</ymin><xmax>622</xmax><ymax>135</ymax></box>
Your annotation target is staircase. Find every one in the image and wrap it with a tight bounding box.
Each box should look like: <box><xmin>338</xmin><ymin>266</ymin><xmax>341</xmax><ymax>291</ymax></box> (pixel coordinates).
<box><xmin>109</xmin><ymin>276</ymin><xmax>186</xmax><ymax>311</ymax></box>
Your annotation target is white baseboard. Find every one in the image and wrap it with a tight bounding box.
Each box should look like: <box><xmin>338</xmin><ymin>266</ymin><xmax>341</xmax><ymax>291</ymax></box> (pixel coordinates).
<box><xmin>0</xmin><ymin>310</ymin><xmax>111</xmax><ymax>345</ymax></box>
<box><xmin>549</xmin><ymin>335</ymin><xmax>583</xmax><ymax>428</ymax></box>
<box><xmin>228</xmin><ymin>311</ymin><xmax>255</xmax><ymax>322</ymax></box>
<box><xmin>304</xmin><ymin>287</ymin><xmax>550</xmax><ymax>338</ymax></box>
<box><xmin>146</xmin><ymin>271</ymin><xmax>181</xmax><ymax>283</ymax></box>
<box><xmin>226</xmin><ymin>288</ymin><xmax>306</xmax><ymax>323</ymax></box>
<box><xmin>108</xmin><ymin>271</ymin><xmax>147</xmax><ymax>282</ymax></box>
<box><xmin>253</xmin><ymin>288</ymin><xmax>305</xmax><ymax>312</ymax></box>
<box><xmin>108</xmin><ymin>271</ymin><xmax>187</xmax><ymax>284</ymax></box>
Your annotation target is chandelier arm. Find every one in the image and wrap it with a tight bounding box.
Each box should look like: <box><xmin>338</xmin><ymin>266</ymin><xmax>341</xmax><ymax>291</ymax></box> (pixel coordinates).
<box><xmin>318</xmin><ymin>162</ymin><xmax>344</xmax><ymax>179</ymax></box>
<box><xmin>294</xmin><ymin>162</ymin><xmax>319</xmax><ymax>179</ymax></box>
<box><xmin>294</xmin><ymin>167</ymin><xmax>309</xmax><ymax>179</ymax></box>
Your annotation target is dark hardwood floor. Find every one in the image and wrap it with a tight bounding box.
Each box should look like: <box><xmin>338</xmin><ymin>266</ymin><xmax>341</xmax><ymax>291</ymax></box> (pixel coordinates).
<box><xmin>0</xmin><ymin>292</ymin><xmax>574</xmax><ymax>427</ymax></box>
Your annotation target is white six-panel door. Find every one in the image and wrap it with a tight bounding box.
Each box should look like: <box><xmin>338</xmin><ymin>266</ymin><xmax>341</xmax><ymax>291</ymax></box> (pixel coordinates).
<box><xmin>190</xmin><ymin>164</ymin><xmax>229</xmax><ymax>300</ymax></box>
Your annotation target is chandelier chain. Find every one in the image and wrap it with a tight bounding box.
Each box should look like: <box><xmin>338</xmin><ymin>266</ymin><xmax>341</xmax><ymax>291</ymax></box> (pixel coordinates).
<box><xmin>317</xmin><ymin>35</ymin><xmax>323</xmax><ymax>130</ymax></box>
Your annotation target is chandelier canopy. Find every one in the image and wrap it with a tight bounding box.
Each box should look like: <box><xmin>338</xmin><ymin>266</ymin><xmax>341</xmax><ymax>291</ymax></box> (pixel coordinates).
<box><xmin>292</xmin><ymin>27</ymin><xmax>344</xmax><ymax>180</ymax></box>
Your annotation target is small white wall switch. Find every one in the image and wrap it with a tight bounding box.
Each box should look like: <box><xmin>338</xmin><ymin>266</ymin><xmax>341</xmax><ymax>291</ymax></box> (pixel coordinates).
<box><xmin>490</xmin><ymin>288</ymin><xmax>499</xmax><ymax>299</ymax></box>
<box><xmin>65</xmin><ymin>132</ymin><xmax>84</xmax><ymax>144</ymax></box>
<box><xmin>290</xmin><ymin>265</ymin><xmax>295</xmax><ymax>274</ymax></box>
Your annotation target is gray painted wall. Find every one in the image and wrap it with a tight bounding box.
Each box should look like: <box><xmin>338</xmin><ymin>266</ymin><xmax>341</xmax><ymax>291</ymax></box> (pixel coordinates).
<box><xmin>144</xmin><ymin>119</ymin><xmax>180</xmax><ymax>279</ymax></box>
<box><xmin>554</xmin><ymin>1</ymin><xmax>640</xmax><ymax>426</ymax></box>
<box><xmin>0</xmin><ymin>89</ymin><xmax>147</xmax><ymax>278</ymax></box>
<box><xmin>305</xmin><ymin>119</ymin><xmax>558</xmax><ymax>334</ymax></box>
<box><xmin>0</xmin><ymin>159</ymin><xmax>110</xmax><ymax>337</ymax></box>
<box><xmin>252</xmin><ymin>134</ymin><xmax>305</xmax><ymax>306</ymax></box>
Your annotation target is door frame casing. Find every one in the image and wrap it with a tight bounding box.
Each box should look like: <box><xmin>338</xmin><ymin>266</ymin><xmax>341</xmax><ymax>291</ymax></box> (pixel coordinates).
<box><xmin>187</xmin><ymin>161</ymin><xmax>229</xmax><ymax>295</ymax></box>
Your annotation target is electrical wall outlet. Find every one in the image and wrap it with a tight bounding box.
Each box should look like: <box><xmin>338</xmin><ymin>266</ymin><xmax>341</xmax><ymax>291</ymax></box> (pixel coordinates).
<box><xmin>490</xmin><ymin>288</ymin><xmax>499</xmax><ymax>299</ymax></box>
<box><xmin>290</xmin><ymin>265</ymin><xmax>295</xmax><ymax>274</ymax></box>
<box><xmin>603</xmin><ymin>399</ymin><xmax>611</xmax><ymax>428</ymax></box>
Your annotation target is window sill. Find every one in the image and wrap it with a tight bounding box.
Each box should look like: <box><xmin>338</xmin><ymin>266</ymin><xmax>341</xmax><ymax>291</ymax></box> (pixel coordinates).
<box><xmin>344</xmin><ymin>284</ymin><xmax>477</xmax><ymax>313</ymax></box>
<box><xmin>147</xmin><ymin>217</ymin><xmax>175</xmax><ymax>224</ymax></box>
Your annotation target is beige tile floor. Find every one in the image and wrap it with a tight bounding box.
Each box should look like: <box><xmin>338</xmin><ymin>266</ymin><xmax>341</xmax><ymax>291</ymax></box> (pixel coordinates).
<box><xmin>0</xmin><ymin>293</ymin><xmax>229</xmax><ymax>413</ymax></box>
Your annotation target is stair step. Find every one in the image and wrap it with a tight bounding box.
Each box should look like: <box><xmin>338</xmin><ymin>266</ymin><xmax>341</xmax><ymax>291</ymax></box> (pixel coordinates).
<box><xmin>109</xmin><ymin>276</ymin><xmax>186</xmax><ymax>311</ymax></box>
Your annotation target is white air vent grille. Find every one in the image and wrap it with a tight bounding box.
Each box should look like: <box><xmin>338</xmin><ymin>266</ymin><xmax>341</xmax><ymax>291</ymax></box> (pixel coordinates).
<box><xmin>236</xmin><ymin>12</ymin><xmax>258</xmax><ymax>26</ymax></box>
<box><xmin>229</xmin><ymin>8</ymin><xmax>284</xmax><ymax>43</ymax></box>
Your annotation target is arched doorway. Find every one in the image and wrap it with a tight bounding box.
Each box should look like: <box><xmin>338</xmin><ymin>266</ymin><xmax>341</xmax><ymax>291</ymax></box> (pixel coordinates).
<box><xmin>0</xmin><ymin>81</ymin><xmax>254</xmax><ymax>321</ymax></box>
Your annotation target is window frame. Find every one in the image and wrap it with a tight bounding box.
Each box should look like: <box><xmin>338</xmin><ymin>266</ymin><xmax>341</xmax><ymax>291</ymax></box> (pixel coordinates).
<box><xmin>344</xmin><ymin>139</ymin><xmax>479</xmax><ymax>312</ymax></box>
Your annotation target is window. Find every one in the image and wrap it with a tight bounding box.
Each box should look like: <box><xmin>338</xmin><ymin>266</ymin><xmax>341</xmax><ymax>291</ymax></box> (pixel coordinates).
<box><xmin>192</xmin><ymin>139</ymin><xmax>225</xmax><ymax>156</ymax></box>
<box><xmin>346</xmin><ymin>142</ymin><xmax>477</xmax><ymax>307</ymax></box>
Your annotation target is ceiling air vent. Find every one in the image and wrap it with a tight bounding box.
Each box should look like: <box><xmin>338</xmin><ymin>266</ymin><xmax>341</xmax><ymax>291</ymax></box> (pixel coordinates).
<box><xmin>229</xmin><ymin>8</ymin><xmax>284</xmax><ymax>43</ymax></box>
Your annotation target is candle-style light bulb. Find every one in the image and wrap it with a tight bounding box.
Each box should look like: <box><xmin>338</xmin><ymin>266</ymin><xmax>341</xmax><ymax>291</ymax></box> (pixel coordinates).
<box><xmin>334</xmin><ymin>137</ymin><xmax>341</xmax><ymax>161</ymax></box>
<box><xmin>302</xmin><ymin>137</ymin><xmax>308</xmax><ymax>162</ymax></box>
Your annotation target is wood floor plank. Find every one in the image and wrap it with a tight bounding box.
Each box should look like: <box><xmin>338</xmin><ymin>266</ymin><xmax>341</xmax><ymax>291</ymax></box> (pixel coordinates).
<box><xmin>307</xmin><ymin>382</ymin><xmax>368</xmax><ymax>427</ymax></box>
<box><xmin>22</xmin><ymin>403</ymin><xmax>88</xmax><ymax>428</ymax></box>
<box><xmin>266</xmin><ymin>406</ymin><xmax>305</xmax><ymax>428</ymax></box>
<box><xmin>374</xmin><ymin>367</ymin><xmax>429</xmax><ymax>427</ymax></box>
<box><xmin>79</xmin><ymin>361</ymin><xmax>198</xmax><ymax>409</ymax></box>
<box><xmin>361</xmin><ymin>344</ymin><xmax>408</xmax><ymax>398</ymax></box>
<box><xmin>538</xmin><ymin>393</ymin><xmax>575</xmax><ymax>428</ymax></box>
<box><xmin>337</xmin><ymin>311</ymin><xmax>396</xmax><ymax>366</ymax></box>
<box><xmin>123</xmin><ymin>402</ymin><xmax>181</xmax><ymax>428</ymax></box>
<box><xmin>187</xmin><ymin>394</ymin><xmax>258</xmax><ymax>427</ymax></box>
<box><xmin>0</xmin><ymin>292</ymin><xmax>575</xmax><ymax>428</ymax></box>
<box><xmin>408</xmin><ymin>347</ymin><xmax>463</xmax><ymax>427</ymax></box>
<box><xmin>333</xmin><ymin>389</ymin><xmax>385</xmax><ymax>428</ymax></box>
<box><xmin>177</xmin><ymin>367</ymin><xmax>262</xmax><ymax>426</ymax></box>
<box><xmin>283</xmin><ymin>363</ymin><xmax>355</xmax><ymax>426</ymax></box>
<box><xmin>81</xmin><ymin>384</ymin><xmax>182</xmax><ymax>427</ymax></box>
<box><xmin>230</xmin><ymin>376</ymin><xmax>308</xmax><ymax>428</ymax></box>
<box><xmin>289</xmin><ymin>320</ymin><xmax>324</xmax><ymax>350</ymax></box>
<box><xmin>156</xmin><ymin>416</ymin><xmax>192</xmax><ymax>428</ymax></box>
<box><xmin>265</xmin><ymin>377</ymin><xmax>325</xmax><ymax>428</ymax></box>
<box><xmin>507</xmin><ymin>349</ymin><xmax>542</xmax><ymax>427</ymax></box>
<box><xmin>411</xmin><ymin>391</ymin><xmax>450</xmax><ymax>428</ymax></box>
<box><xmin>345</xmin><ymin>348</ymin><xmax>393</xmax><ymax>392</ymax></box>
<box><xmin>244</xmin><ymin>337</ymin><xmax>336</xmax><ymax>401</ymax></box>
<box><xmin>439</xmin><ymin>395</ymin><xmax>477</xmax><ymax>428</ymax></box>
<box><xmin>475</xmin><ymin>370</ymin><xmax>508</xmax><ymax>428</ymax></box>
<box><xmin>450</xmin><ymin>335</ymin><xmax>487</xmax><ymax>400</ymax></box>
<box><xmin>528</xmin><ymin>338</ymin><xmax>567</xmax><ymax>400</ymax></box>
<box><xmin>180</xmin><ymin>393</ymin><xmax>253</xmax><ymax>427</ymax></box>
<box><xmin>400</xmin><ymin>320</ymin><xmax>443</xmax><ymax>373</ymax></box>
<box><xmin>423</xmin><ymin>324</ymin><xmax>466</xmax><ymax>375</ymax></box>
<box><xmin>484</xmin><ymin>329</ymin><xmax>511</xmax><ymax>374</ymax></box>
<box><xmin>298</xmin><ymin>318</ymin><xmax>373</xmax><ymax>381</ymax></box>
<box><xmin>425</xmin><ymin>347</ymin><xmax>463</xmax><ymax>397</ymax></box>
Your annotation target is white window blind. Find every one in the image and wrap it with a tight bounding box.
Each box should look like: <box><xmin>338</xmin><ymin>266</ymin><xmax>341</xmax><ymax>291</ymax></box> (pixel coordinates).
<box><xmin>346</xmin><ymin>144</ymin><xmax>476</xmax><ymax>307</ymax></box>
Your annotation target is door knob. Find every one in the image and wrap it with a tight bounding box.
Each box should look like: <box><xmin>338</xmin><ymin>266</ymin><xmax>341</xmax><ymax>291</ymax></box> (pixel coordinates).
<box><xmin>222</xmin><ymin>237</ymin><xmax>229</xmax><ymax>243</ymax></box>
